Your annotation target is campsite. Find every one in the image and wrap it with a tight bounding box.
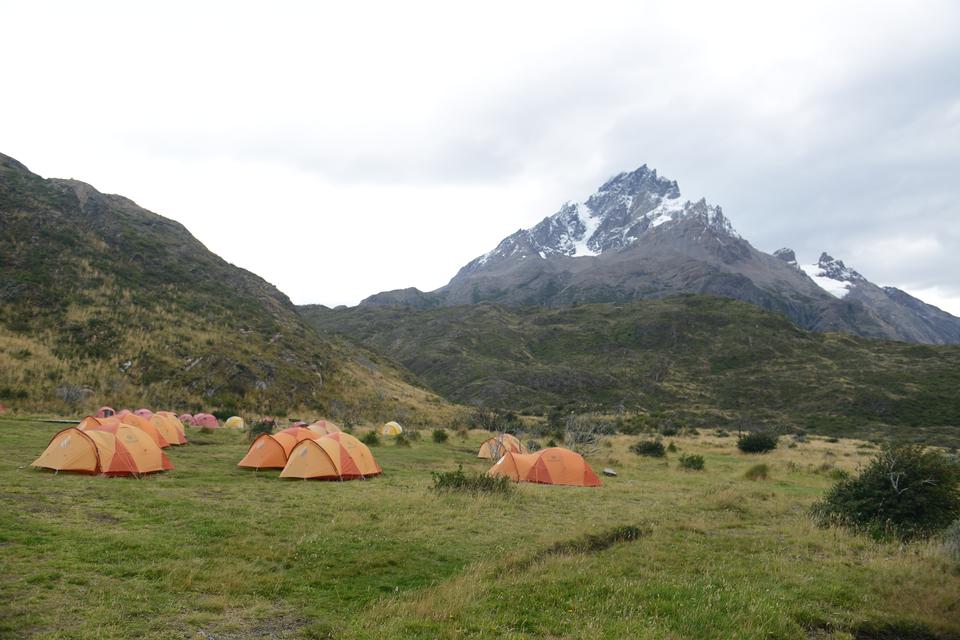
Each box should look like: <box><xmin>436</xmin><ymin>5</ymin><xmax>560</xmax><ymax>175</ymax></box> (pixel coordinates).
<box><xmin>2</xmin><ymin>413</ymin><xmax>958</xmax><ymax>639</ymax></box>
<box><xmin>3</xmin><ymin>3</ymin><xmax>960</xmax><ymax>638</ymax></box>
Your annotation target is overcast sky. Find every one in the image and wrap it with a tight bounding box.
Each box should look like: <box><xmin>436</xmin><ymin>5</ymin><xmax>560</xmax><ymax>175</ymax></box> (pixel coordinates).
<box><xmin>3</xmin><ymin>1</ymin><xmax>959</xmax><ymax>313</ymax></box>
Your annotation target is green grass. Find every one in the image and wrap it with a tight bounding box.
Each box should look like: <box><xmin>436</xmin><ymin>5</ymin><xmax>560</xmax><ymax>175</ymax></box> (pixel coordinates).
<box><xmin>1</xmin><ymin>416</ymin><xmax>957</xmax><ymax>639</ymax></box>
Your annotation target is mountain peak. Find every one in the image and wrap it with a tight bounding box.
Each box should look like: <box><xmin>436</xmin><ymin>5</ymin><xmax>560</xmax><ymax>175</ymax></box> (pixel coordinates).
<box><xmin>773</xmin><ymin>248</ymin><xmax>798</xmax><ymax>265</ymax></box>
<box><xmin>800</xmin><ymin>251</ymin><xmax>865</xmax><ymax>298</ymax></box>
<box><xmin>462</xmin><ymin>164</ymin><xmax>737</xmax><ymax>272</ymax></box>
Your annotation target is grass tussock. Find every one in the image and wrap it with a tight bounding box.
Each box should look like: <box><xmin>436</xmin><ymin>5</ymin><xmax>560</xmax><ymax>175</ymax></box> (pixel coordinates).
<box><xmin>744</xmin><ymin>463</ymin><xmax>771</xmax><ymax>481</ymax></box>
<box><xmin>431</xmin><ymin>464</ymin><xmax>513</xmax><ymax>495</ymax></box>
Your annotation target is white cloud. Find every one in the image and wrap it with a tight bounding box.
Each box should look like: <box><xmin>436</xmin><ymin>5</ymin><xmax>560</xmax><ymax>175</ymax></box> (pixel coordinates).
<box><xmin>1</xmin><ymin>0</ymin><xmax>958</xmax><ymax>313</ymax></box>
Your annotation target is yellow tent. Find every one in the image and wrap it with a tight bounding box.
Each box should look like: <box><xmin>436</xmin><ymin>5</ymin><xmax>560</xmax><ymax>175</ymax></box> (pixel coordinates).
<box><xmin>225</xmin><ymin>416</ymin><xmax>246</xmax><ymax>429</ymax></box>
<box><xmin>378</xmin><ymin>421</ymin><xmax>403</xmax><ymax>436</ymax></box>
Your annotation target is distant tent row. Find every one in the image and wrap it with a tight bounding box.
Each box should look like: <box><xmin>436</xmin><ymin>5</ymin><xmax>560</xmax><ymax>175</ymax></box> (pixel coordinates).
<box><xmin>238</xmin><ymin>421</ymin><xmax>379</xmax><ymax>481</ymax></box>
<box><xmin>488</xmin><ymin>448</ymin><xmax>601</xmax><ymax>487</ymax></box>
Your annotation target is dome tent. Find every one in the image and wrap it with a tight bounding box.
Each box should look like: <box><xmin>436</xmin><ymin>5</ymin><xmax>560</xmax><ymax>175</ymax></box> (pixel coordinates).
<box><xmin>378</xmin><ymin>421</ymin><xmax>403</xmax><ymax>436</ymax></box>
<box><xmin>487</xmin><ymin>451</ymin><xmax>539</xmax><ymax>481</ymax></box>
<box><xmin>308</xmin><ymin>420</ymin><xmax>341</xmax><ymax>435</ymax></box>
<box><xmin>33</xmin><ymin>427</ymin><xmax>172</xmax><ymax>475</ymax></box>
<box><xmin>119</xmin><ymin>413</ymin><xmax>170</xmax><ymax>448</ymax></box>
<box><xmin>280</xmin><ymin>432</ymin><xmax>381</xmax><ymax>480</ymax></box>
<box><xmin>155</xmin><ymin>412</ymin><xmax>187</xmax><ymax>440</ymax></box>
<box><xmin>477</xmin><ymin>434</ymin><xmax>528</xmax><ymax>460</ymax></box>
<box><xmin>150</xmin><ymin>414</ymin><xmax>188</xmax><ymax>445</ymax></box>
<box><xmin>193</xmin><ymin>413</ymin><xmax>219</xmax><ymax>428</ymax></box>
<box><xmin>224</xmin><ymin>416</ymin><xmax>245</xmax><ymax>429</ymax></box>
<box><xmin>80</xmin><ymin>415</ymin><xmax>170</xmax><ymax>449</ymax></box>
<box><xmin>134</xmin><ymin>408</ymin><xmax>153</xmax><ymax>419</ymax></box>
<box><xmin>237</xmin><ymin>427</ymin><xmax>321</xmax><ymax>470</ymax></box>
<box><xmin>95</xmin><ymin>406</ymin><xmax>115</xmax><ymax>418</ymax></box>
<box><xmin>179</xmin><ymin>413</ymin><xmax>196</xmax><ymax>426</ymax></box>
<box><xmin>488</xmin><ymin>447</ymin><xmax>600</xmax><ymax>487</ymax></box>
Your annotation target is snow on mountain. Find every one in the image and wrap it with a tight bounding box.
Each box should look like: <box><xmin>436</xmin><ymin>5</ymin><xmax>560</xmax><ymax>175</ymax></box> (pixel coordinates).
<box><xmin>464</xmin><ymin>165</ymin><xmax>738</xmax><ymax>272</ymax></box>
<box><xmin>799</xmin><ymin>252</ymin><xmax>865</xmax><ymax>299</ymax></box>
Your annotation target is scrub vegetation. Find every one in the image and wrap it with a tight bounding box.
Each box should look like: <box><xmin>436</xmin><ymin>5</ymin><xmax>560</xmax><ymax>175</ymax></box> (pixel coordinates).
<box><xmin>303</xmin><ymin>297</ymin><xmax>960</xmax><ymax>447</ymax></box>
<box><xmin>1</xmin><ymin>416</ymin><xmax>958</xmax><ymax>639</ymax></box>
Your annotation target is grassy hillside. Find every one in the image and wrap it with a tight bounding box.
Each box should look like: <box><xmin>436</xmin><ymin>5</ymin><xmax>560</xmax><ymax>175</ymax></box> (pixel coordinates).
<box><xmin>0</xmin><ymin>153</ymin><xmax>456</xmax><ymax>424</ymax></box>
<box><xmin>1</xmin><ymin>416</ymin><xmax>957</xmax><ymax>639</ymax></box>
<box><xmin>302</xmin><ymin>296</ymin><xmax>960</xmax><ymax>445</ymax></box>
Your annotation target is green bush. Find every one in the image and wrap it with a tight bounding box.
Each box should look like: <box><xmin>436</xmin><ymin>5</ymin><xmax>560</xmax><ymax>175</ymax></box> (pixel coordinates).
<box><xmin>744</xmin><ymin>463</ymin><xmax>769</xmax><ymax>480</ymax></box>
<box><xmin>811</xmin><ymin>444</ymin><xmax>960</xmax><ymax>541</ymax></box>
<box><xmin>394</xmin><ymin>433</ymin><xmax>411</xmax><ymax>447</ymax></box>
<box><xmin>658</xmin><ymin>425</ymin><xmax>679</xmax><ymax>436</ymax></box>
<box><xmin>667</xmin><ymin>442</ymin><xmax>677</xmax><ymax>453</ymax></box>
<box><xmin>361</xmin><ymin>431</ymin><xmax>380</xmax><ymax>447</ymax></box>
<box><xmin>715</xmin><ymin>429</ymin><xmax>730</xmax><ymax>437</ymax></box>
<box><xmin>737</xmin><ymin>432</ymin><xmax>778</xmax><ymax>453</ymax></box>
<box><xmin>431</xmin><ymin>464</ymin><xmax>513</xmax><ymax>495</ymax></box>
<box><xmin>432</xmin><ymin>429</ymin><xmax>448</xmax><ymax>443</ymax></box>
<box><xmin>678</xmin><ymin>454</ymin><xmax>705</xmax><ymax>471</ymax></box>
<box><xmin>248</xmin><ymin>420</ymin><xmax>274</xmax><ymax>441</ymax></box>
<box><xmin>630</xmin><ymin>439</ymin><xmax>666</xmax><ymax>458</ymax></box>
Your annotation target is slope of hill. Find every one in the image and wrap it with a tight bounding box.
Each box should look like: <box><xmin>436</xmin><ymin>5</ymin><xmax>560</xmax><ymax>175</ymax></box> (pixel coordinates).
<box><xmin>360</xmin><ymin>165</ymin><xmax>960</xmax><ymax>344</ymax></box>
<box><xmin>303</xmin><ymin>296</ymin><xmax>960</xmax><ymax>444</ymax></box>
<box><xmin>0</xmin><ymin>152</ymin><xmax>452</xmax><ymax>423</ymax></box>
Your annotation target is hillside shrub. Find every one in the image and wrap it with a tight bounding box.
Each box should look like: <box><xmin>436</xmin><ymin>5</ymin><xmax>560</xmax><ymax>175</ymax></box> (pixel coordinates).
<box><xmin>432</xmin><ymin>429</ymin><xmax>448</xmax><ymax>443</ymax></box>
<box><xmin>658</xmin><ymin>425</ymin><xmax>679</xmax><ymax>436</ymax></box>
<box><xmin>405</xmin><ymin>429</ymin><xmax>421</xmax><ymax>441</ymax></box>
<box><xmin>248</xmin><ymin>420</ymin><xmax>274</xmax><ymax>441</ymax></box>
<box><xmin>737</xmin><ymin>432</ymin><xmax>778</xmax><ymax>453</ymax></box>
<box><xmin>526</xmin><ymin>440</ymin><xmax>541</xmax><ymax>452</ymax></box>
<box><xmin>715</xmin><ymin>429</ymin><xmax>730</xmax><ymax>438</ymax></box>
<box><xmin>630</xmin><ymin>439</ymin><xmax>666</xmax><ymax>458</ymax></box>
<box><xmin>744</xmin><ymin>463</ymin><xmax>770</xmax><ymax>481</ymax></box>
<box><xmin>431</xmin><ymin>464</ymin><xmax>513</xmax><ymax>495</ymax></box>
<box><xmin>212</xmin><ymin>408</ymin><xmax>239</xmax><ymax>422</ymax></box>
<box><xmin>943</xmin><ymin>519</ymin><xmax>960</xmax><ymax>561</ymax></box>
<box><xmin>394</xmin><ymin>433</ymin><xmax>411</xmax><ymax>447</ymax></box>
<box><xmin>667</xmin><ymin>442</ymin><xmax>677</xmax><ymax>453</ymax></box>
<box><xmin>361</xmin><ymin>431</ymin><xmax>380</xmax><ymax>447</ymax></box>
<box><xmin>811</xmin><ymin>444</ymin><xmax>960</xmax><ymax>541</ymax></box>
<box><xmin>678</xmin><ymin>454</ymin><xmax>705</xmax><ymax>471</ymax></box>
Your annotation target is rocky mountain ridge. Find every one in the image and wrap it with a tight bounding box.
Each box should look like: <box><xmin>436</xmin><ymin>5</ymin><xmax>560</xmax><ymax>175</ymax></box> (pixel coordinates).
<box><xmin>359</xmin><ymin>165</ymin><xmax>960</xmax><ymax>344</ymax></box>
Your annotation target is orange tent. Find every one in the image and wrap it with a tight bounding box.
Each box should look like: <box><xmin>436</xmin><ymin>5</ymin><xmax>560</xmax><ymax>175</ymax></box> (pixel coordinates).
<box><xmin>134</xmin><ymin>408</ymin><xmax>153</xmax><ymax>419</ymax></box>
<box><xmin>280</xmin><ymin>432</ymin><xmax>381</xmax><ymax>480</ymax></box>
<box><xmin>32</xmin><ymin>427</ymin><xmax>172</xmax><ymax>475</ymax></box>
<box><xmin>118</xmin><ymin>413</ymin><xmax>170</xmax><ymax>448</ymax></box>
<box><xmin>477</xmin><ymin>434</ymin><xmax>527</xmax><ymax>459</ymax></box>
<box><xmin>308</xmin><ymin>420</ymin><xmax>342</xmax><ymax>436</ymax></box>
<box><xmin>155</xmin><ymin>411</ymin><xmax>187</xmax><ymax>440</ymax></box>
<box><xmin>237</xmin><ymin>427</ymin><xmax>321</xmax><ymax>470</ymax></box>
<box><xmin>488</xmin><ymin>447</ymin><xmax>600</xmax><ymax>487</ymax></box>
<box><xmin>150</xmin><ymin>414</ymin><xmax>188</xmax><ymax>445</ymax></box>
<box><xmin>487</xmin><ymin>451</ymin><xmax>539</xmax><ymax>481</ymax></box>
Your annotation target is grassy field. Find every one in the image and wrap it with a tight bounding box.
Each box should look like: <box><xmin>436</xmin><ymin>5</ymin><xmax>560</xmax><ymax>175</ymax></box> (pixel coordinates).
<box><xmin>1</xmin><ymin>416</ymin><xmax>957</xmax><ymax>639</ymax></box>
